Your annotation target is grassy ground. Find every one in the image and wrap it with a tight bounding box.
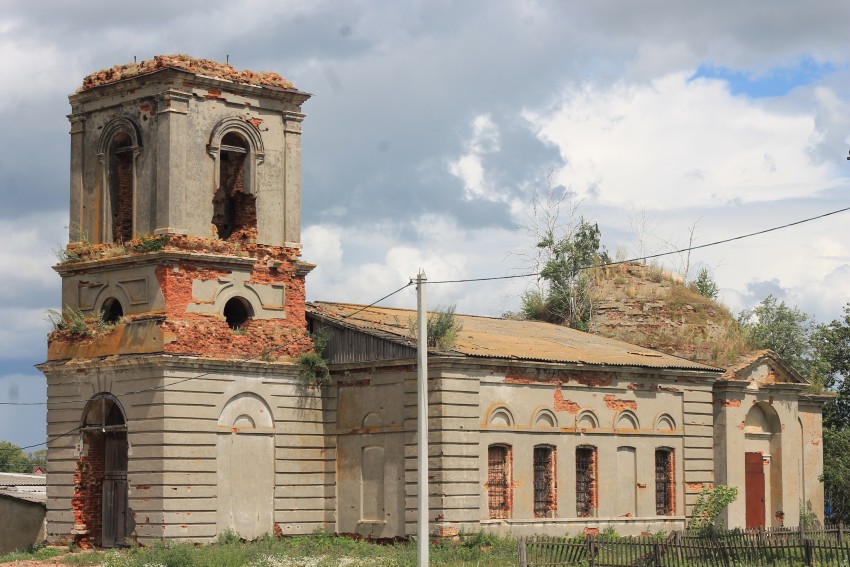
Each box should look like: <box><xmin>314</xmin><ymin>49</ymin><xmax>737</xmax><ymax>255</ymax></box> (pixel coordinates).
<box><xmin>0</xmin><ymin>532</ymin><xmax>518</xmax><ymax>566</ymax></box>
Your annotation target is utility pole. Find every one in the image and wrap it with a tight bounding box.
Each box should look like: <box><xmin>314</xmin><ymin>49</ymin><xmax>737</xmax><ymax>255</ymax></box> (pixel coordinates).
<box><xmin>414</xmin><ymin>269</ymin><xmax>429</xmax><ymax>567</ymax></box>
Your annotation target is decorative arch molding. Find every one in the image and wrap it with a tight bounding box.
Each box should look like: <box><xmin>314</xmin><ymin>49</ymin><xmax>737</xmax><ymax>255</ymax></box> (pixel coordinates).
<box><xmin>614</xmin><ymin>410</ymin><xmax>639</xmax><ymax>430</ymax></box>
<box><xmin>362</xmin><ymin>412</ymin><xmax>383</xmax><ymax>429</ymax></box>
<box><xmin>744</xmin><ymin>401</ymin><xmax>781</xmax><ymax>434</ymax></box>
<box><xmin>488</xmin><ymin>406</ymin><xmax>514</xmax><ymax>427</ymax></box>
<box><xmin>96</xmin><ymin>117</ymin><xmax>142</xmax><ymax>243</ymax></box>
<box><xmin>655</xmin><ymin>413</ymin><xmax>676</xmax><ymax>431</ymax></box>
<box><xmin>576</xmin><ymin>410</ymin><xmax>599</xmax><ymax>431</ymax></box>
<box><xmin>208</xmin><ymin>117</ymin><xmax>266</xmax><ymax>162</ymax></box>
<box><xmin>532</xmin><ymin>408</ymin><xmax>558</xmax><ymax>428</ymax></box>
<box><xmin>96</xmin><ymin>117</ymin><xmax>143</xmax><ymax>156</ymax></box>
<box><xmin>208</xmin><ymin>117</ymin><xmax>265</xmax><ymax>201</ymax></box>
<box><xmin>81</xmin><ymin>392</ymin><xmax>127</xmax><ymax>429</ymax></box>
<box><xmin>218</xmin><ymin>392</ymin><xmax>274</xmax><ymax>432</ymax></box>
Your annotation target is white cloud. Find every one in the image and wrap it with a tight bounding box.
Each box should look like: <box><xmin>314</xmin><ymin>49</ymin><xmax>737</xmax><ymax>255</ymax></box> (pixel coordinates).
<box><xmin>0</xmin><ymin>373</ymin><xmax>47</xmax><ymax>448</ymax></box>
<box><xmin>524</xmin><ymin>72</ymin><xmax>843</xmax><ymax>210</ymax></box>
<box><xmin>0</xmin><ymin>213</ymin><xmax>66</xmax><ymax>302</ymax></box>
<box><xmin>449</xmin><ymin>114</ymin><xmax>509</xmax><ymax>202</ymax></box>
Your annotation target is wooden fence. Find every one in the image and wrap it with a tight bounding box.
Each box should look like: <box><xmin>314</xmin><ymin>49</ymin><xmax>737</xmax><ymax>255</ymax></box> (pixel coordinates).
<box><xmin>518</xmin><ymin>526</ymin><xmax>850</xmax><ymax>567</ymax></box>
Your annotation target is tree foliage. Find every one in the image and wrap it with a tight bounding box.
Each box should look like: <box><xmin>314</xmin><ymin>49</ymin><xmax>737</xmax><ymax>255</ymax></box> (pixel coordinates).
<box><xmin>523</xmin><ymin>218</ymin><xmax>608</xmax><ymax>330</ymax></box>
<box><xmin>0</xmin><ymin>441</ymin><xmax>39</xmax><ymax>473</ymax></box>
<box><xmin>737</xmin><ymin>295</ymin><xmax>832</xmax><ymax>389</ymax></box>
<box><xmin>822</xmin><ymin>427</ymin><xmax>850</xmax><ymax>523</ymax></box>
<box><xmin>690</xmin><ymin>484</ymin><xmax>738</xmax><ymax>531</ymax></box>
<box><xmin>692</xmin><ymin>267</ymin><xmax>719</xmax><ymax>300</ymax></box>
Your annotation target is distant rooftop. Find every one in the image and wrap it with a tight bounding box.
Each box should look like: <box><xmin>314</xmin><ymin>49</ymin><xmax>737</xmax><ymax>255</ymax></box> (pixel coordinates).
<box><xmin>308</xmin><ymin>302</ymin><xmax>722</xmax><ymax>372</ymax></box>
<box><xmin>80</xmin><ymin>54</ymin><xmax>296</xmax><ymax>91</ymax></box>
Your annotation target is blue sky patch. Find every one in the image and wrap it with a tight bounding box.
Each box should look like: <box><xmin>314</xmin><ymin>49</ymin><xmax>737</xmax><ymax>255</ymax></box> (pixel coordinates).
<box><xmin>690</xmin><ymin>57</ymin><xmax>836</xmax><ymax>98</ymax></box>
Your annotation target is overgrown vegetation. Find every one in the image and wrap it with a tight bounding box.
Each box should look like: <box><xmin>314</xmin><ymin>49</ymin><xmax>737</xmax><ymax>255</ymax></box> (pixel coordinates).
<box><xmin>409</xmin><ymin>305</ymin><xmax>464</xmax><ymax>350</ymax></box>
<box><xmin>689</xmin><ymin>484</ymin><xmax>738</xmax><ymax>531</ymax></box>
<box><xmin>1</xmin><ymin>531</ymin><xmax>519</xmax><ymax>566</ymax></box>
<box><xmin>56</xmin><ymin>233</ymin><xmax>168</xmax><ymax>264</ymax></box>
<box><xmin>298</xmin><ymin>330</ymin><xmax>331</xmax><ymax>386</ymax></box>
<box><xmin>47</xmin><ymin>305</ymin><xmax>114</xmax><ymax>338</ymax></box>
<box><xmin>691</xmin><ymin>267</ymin><xmax>719</xmax><ymax>300</ymax></box>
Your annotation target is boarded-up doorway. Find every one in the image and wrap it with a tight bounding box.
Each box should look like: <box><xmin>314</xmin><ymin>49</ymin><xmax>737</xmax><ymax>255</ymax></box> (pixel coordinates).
<box><xmin>102</xmin><ymin>433</ymin><xmax>128</xmax><ymax>547</ymax></box>
<box><xmin>745</xmin><ymin>452</ymin><xmax>766</xmax><ymax>529</ymax></box>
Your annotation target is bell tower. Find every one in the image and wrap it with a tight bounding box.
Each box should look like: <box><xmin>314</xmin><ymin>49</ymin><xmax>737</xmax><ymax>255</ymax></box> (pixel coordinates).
<box><xmin>40</xmin><ymin>56</ymin><xmax>330</xmax><ymax>547</ymax></box>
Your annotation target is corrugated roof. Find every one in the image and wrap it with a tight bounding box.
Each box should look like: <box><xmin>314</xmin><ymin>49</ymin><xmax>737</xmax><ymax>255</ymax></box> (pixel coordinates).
<box><xmin>0</xmin><ymin>473</ymin><xmax>46</xmax><ymax>504</ymax></box>
<box><xmin>307</xmin><ymin>302</ymin><xmax>721</xmax><ymax>372</ymax></box>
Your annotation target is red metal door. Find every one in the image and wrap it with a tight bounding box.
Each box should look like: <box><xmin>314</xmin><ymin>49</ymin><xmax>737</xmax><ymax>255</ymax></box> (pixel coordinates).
<box><xmin>745</xmin><ymin>452</ymin><xmax>765</xmax><ymax>529</ymax></box>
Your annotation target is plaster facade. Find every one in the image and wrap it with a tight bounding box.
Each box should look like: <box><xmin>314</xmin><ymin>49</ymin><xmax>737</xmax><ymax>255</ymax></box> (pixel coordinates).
<box><xmin>40</xmin><ymin>57</ymin><xmax>826</xmax><ymax>548</ymax></box>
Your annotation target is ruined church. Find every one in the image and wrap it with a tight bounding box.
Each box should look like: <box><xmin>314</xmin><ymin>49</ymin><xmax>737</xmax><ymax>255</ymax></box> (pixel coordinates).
<box><xmin>40</xmin><ymin>56</ymin><xmax>826</xmax><ymax>547</ymax></box>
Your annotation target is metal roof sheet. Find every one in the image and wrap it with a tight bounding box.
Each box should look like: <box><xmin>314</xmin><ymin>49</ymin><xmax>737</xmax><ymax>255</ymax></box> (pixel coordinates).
<box><xmin>307</xmin><ymin>302</ymin><xmax>721</xmax><ymax>372</ymax></box>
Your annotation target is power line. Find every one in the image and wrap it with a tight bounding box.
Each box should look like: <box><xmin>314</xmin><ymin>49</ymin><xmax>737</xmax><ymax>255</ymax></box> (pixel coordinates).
<box><xmin>427</xmin><ymin>204</ymin><xmax>850</xmax><ymax>284</ymax></box>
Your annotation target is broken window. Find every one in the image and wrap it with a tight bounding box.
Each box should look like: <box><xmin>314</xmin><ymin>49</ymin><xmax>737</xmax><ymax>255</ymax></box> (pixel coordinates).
<box><xmin>488</xmin><ymin>444</ymin><xmax>511</xmax><ymax>519</ymax></box>
<box><xmin>107</xmin><ymin>132</ymin><xmax>134</xmax><ymax>244</ymax></box>
<box><xmin>655</xmin><ymin>448</ymin><xmax>675</xmax><ymax>516</ymax></box>
<box><xmin>576</xmin><ymin>446</ymin><xmax>597</xmax><ymax>518</ymax></box>
<box><xmin>224</xmin><ymin>297</ymin><xmax>253</xmax><ymax>330</ymax></box>
<box><xmin>533</xmin><ymin>445</ymin><xmax>556</xmax><ymax>518</ymax></box>
<box><xmin>213</xmin><ymin>132</ymin><xmax>256</xmax><ymax>240</ymax></box>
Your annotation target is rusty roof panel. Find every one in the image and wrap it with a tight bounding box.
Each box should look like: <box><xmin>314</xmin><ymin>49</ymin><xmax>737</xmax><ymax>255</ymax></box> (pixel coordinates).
<box><xmin>307</xmin><ymin>302</ymin><xmax>721</xmax><ymax>372</ymax></box>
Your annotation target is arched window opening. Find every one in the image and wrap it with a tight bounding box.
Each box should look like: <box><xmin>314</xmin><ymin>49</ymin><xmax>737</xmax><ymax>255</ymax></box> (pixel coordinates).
<box><xmin>576</xmin><ymin>446</ymin><xmax>597</xmax><ymax>518</ymax></box>
<box><xmin>533</xmin><ymin>445</ymin><xmax>556</xmax><ymax>518</ymax></box>
<box><xmin>655</xmin><ymin>448</ymin><xmax>675</xmax><ymax>516</ymax></box>
<box><xmin>107</xmin><ymin>132</ymin><xmax>134</xmax><ymax>244</ymax></box>
<box><xmin>224</xmin><ymin>297</ymin><xmax>253</xmax><ymax>330</ymax></box>
<box><xmin>101</xmin><ymin>298</ymin><xmax>124</xmax><ymax>324</ymax></box>
<box><xmin>213</xmin><ymin>132</ymin><xmax>256</xmax><ymax>240</ymax></box>
<box><xmin>487</xmin><ymin>444</ymin><xmax>512</xmax><ymax>519</ymax></box>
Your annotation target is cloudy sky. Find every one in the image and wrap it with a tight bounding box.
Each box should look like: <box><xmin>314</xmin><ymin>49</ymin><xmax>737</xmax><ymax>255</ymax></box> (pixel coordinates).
<box><xmin>1</xmin><ymin>0</ymin><xmax>849</xmax><ymax>447</ymax></box>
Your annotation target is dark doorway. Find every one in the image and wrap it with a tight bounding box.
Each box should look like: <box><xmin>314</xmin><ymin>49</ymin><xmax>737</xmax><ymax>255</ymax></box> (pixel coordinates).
<box><xmin>745</xmin><ymin>452</ymin><xmax>766</xmax><ymax>529</ymax></box>
<box><xmin>77</xmin><ymin>395</ymin><xmax>129</xmax><ymax>547</ymax></box>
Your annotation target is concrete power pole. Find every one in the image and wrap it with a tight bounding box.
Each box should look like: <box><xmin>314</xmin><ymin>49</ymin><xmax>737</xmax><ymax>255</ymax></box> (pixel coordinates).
<box><xmin>415</xmin><ymin>270</ymin><xmax>429</xmax><ymax>566</ymax></box>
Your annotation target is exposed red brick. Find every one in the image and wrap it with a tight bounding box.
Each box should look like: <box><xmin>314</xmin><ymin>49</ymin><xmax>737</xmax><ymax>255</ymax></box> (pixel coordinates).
<box><xmin>248</xmin><ymin>117</ymin><xmax>263</xmax><ymax>129</ymax></box>
<box><xmin>71</xmin><ymin>432</ymin><xmax>105</xmax><ymax>549</ymax></box>
<box><xmin>584</xmin><ymin>527</ymin><xmax>599</xmax><ymax>535</ymax></box>
<box><xmin>205</xmin><ymin>87</ymin><xmax>223</xmax><ymax>100</ymax></box>
<box><xmin>603</xmin><ymin>394</ymin><xmax>637</xmax><ymax>411</ymax></box>
<box><xmin>81</xmin><ymin>54</ymin><xmax>296</xmax><ymax>91</ymax></box>
<box><xmin>503</xmin><ymin>367</ymin><xmax>615</xmax><ymax>387</ymax></box>
<box><xmin>553</xmin><ymin>388</ymin><xmax>580</xmax><ymax>414</ymax></box>
<box><xmin>715</xmin><ymin>398</ymin><xmax>742</xmax><ymax>407</ymax></box>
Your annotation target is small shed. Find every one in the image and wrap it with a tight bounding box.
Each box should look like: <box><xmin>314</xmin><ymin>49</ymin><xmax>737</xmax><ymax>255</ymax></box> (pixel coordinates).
<box><xmin>0</xmin><ymin>472</ymin><xmax>47</xmax><ymax>554</ymax></box>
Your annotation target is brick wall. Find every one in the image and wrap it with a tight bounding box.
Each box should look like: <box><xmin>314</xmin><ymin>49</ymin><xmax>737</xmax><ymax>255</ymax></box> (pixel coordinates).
<box><xmin>71</xmin><ymin>432</ymin><xmax>105</xmax><ymax>549</ymax></box>
<box><xmin>114</xmin><ymin>153</ymin><xmax>133</xmax><ymax>243</ymax></box>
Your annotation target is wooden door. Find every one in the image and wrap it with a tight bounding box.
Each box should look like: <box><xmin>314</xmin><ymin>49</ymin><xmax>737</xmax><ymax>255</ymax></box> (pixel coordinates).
<box><xmin>102</xmin><ymin>433</ymin><xmax>128</xmax><ymax>547</ymax></box>
<box><xmin>745</xmin><ymin>452</ymin><xmax>765</xmax><ymax>529</ymax></box>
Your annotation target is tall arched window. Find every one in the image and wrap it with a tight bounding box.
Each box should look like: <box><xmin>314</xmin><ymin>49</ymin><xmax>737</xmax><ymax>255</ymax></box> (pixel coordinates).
<box><xmin>208</xmin><ymin>118</ymin><xmax>265</xmax><ymax>241</ymax></box>
<box><xmin>97</xmin><ymin>118</ymin><xmax>141</xmax><ymax>244</ymax></box>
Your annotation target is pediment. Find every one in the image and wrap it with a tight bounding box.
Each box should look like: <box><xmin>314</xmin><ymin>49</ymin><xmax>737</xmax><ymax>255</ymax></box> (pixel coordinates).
<box><xmin>723</xmin><ymin>350</ymin><xmax>807</xmax><ymax>385</ymax></box>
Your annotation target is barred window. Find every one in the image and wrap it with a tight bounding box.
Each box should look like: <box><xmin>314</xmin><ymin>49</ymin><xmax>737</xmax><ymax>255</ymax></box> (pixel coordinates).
<box><xmin>533</xmin><ymin>445</ymin><xmax>556</xmax><ymax>518</ymax></box>
<box><xmin>576</xmin><ymin>446</ymin><xmax>597</xmax><ymax>518</ymax></box>
<box><xmin>488</xmin><ymin>445</ymin><xmax>511</xmax><ymax>519</ymax></box>
<box><xmin>655</xmin><ymin>448</ymin><xmax>675</xmax><ymax>516</ymax></box>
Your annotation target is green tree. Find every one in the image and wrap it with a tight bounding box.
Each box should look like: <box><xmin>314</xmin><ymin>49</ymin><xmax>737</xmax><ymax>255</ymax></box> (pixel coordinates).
<box><xmin>0</xmin><ymin>441</ymin><xmax>33</xmax><ymax>473</ymax></box>
<box><xmin>821</xmin><ymin>428</ymin><xmax>850</xmax><ymax>523</ymax></box>
<box><xmin>738</xmin><ymin>295</ymin><xmax>831</xmax><ymax>388</ymax></box>
<box><xmin>692</xmin><ymin>267</ymin><xmax>719</xmax><ymax>300</ymax></box>
<box><xmin>523</xmin><ymin>218</ymin><xmax>608</xmax><ymax>330</ymax></box>
<box><xmin>815</xmin><ymin>304</ymin><xmax>850</xmax><ymax>429</ymax></box>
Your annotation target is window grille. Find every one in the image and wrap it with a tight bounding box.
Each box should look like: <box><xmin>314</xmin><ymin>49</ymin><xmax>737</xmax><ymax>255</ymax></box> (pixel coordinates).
<box><xmin>488</xmin><ymin>445</ymin><xmax>510</xmax><ymax>519</ymax></box>
<box><xmin>576</xmin><ymin>446</ymin><xmax>596</xmax><ymax>518</ymax></box>
<box><xmin>655</xmin><ymin>448</ymin><xmax>674</xmax><ymax>515</ymax></box>
<box><xmin>533</xmin><ymin>446</ymin><xmax>556</xmax><ymax>517</ymax></box>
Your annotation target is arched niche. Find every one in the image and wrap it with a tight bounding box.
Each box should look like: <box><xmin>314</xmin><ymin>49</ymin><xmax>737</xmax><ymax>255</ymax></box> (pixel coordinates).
<box><xmin>362</xmin><ymin>412</ymin><xmax>383</xmax><ymax>429</ymax></box>
<box><xmin>615</xmin><ymin>410</ymin><xmax>639</xmax><ymax>431</ymax></box>
<box><xmin>533</xmin><ymin>408</ymin><xmax>558</xmax><ymax>428</ymax></box>
<box><xmin>217</xmin><ymin>393</ymin><xmax>274</xmax><ymax>540</ymax></box>
<box><xmin>744</xmin><ymin>402</ymin><xmax>780</xmax><ymax>434</ymax></box>
<box><xmin>577</xmin><ymin>410</ymin><xmax>598</xmax><ymax>431</ymax></box>
<box><xmin>96</xmin><ymin>117</ymin><xmax>142</xmax><ymax>244</ymax></box>
<box><xmin>655</xmin><ymin>413</ymin><xmax>676</xmax><ymax>432</ymax></box>
<box><xmin>488</xmin><ymin>406</ymin><xmax>514</xmax><ymax>427</ymax></box>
